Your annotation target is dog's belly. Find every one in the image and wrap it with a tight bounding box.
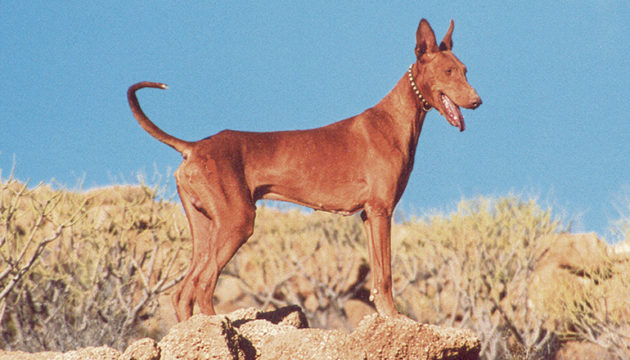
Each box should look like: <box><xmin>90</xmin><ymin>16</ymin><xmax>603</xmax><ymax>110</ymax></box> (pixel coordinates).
<box><xmin>256</xmin><ymin>180</ymin><xmax>367</xmax><ymax>215</ymax></box>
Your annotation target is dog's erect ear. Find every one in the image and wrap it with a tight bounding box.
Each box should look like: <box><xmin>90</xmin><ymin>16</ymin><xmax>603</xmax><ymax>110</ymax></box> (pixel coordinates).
<box><xmin>439</xmin><ymin>19</ymin><xmax>454</xmax><ymax>51</ymax></box>
<box><xmin>415</xmin><ymin>19</ymin><xmax>439</xmax><ymax>59</ymax></box>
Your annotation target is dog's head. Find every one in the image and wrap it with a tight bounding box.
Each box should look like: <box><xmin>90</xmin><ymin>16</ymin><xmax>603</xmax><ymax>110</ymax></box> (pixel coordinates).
<box><xmin>413</xmin><ymin>19</ymin><xmax>482</xmax><ymax>132</ymax></box>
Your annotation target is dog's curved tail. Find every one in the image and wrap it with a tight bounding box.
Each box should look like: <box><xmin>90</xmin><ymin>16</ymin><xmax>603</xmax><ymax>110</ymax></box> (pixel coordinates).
<box><xmin>127</xmin><ymin>82</ymin><xmax>192</xmax><ymax>158</ymax></box>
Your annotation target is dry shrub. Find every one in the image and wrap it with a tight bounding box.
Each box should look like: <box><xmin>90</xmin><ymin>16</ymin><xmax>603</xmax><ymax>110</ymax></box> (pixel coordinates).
<box><xmin>390</xmin><ymin>197</ymin><xmax>630</xmax><ymax>360</ymax></box>
<box><xmin>391</xmin><ymin>196</ymin><xmax>563</xmax><ymax>359</ymax></box>
<box><xmin>0</xmin><ymin>174</ymin><xmax>189</xmax><ymax>351</ymax></box>
<box><xmin>3</xmin><ymin>167</ymin><xmax>629</xmax><ymax>359</ymax></box>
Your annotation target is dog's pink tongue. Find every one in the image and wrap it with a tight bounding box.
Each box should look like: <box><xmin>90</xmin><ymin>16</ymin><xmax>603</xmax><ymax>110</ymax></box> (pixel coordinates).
<box><xmin>457</xmin><ymin>111</ymin><xmax>465</xmax><ymax>132</ymax></box>
<box><xmin>441</xmin><ymin>94</ymin><xmax>465</xmax><ymax>132</ymax></box>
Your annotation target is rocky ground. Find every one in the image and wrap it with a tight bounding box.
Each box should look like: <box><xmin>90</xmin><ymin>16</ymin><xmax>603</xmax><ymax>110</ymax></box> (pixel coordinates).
<box><xmin>0</xmin><ymin>306</ymin><xmax>480</xmax><ymax>360</ymax></box>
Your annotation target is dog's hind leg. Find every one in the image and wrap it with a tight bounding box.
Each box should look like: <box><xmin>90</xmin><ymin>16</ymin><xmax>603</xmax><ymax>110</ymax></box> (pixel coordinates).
<box><xmin>172</xmin><ymin>185</ymin><xmax>214</xmax><ymax>321</ymax></box>
<box><xmin>173</xmin><ymin>158</ymin><xmax>256</xmax><ymax>318</ymax></box>
<box><xmin>193</xmin><ymin>201</ymin><xmax>255</xmax><ymax>315</ymax></box>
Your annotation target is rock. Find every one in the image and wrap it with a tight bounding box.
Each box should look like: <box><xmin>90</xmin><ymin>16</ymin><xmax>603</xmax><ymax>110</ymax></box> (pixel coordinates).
<box><xmin>251</xmin><ymin>326</ymin><xmax>350</xmax><ymax>360</ymax></box>
<box><xmin>343</xmin><ymin>299</ymin><xmax>376</xmax><ymax>328</ymax></box>
<box><xmin>157</xmin><ymin>307</ymin><xmax>479</xmax><ymax>360</ymax></box>
<box><xmin>349</xmin><ymin>314</ymin><xmax>480</xmax><ymax>360</ymax></box>
<box><xmin>0</xmin><ymin>347</ymin><xmax>120</xmax><ymax>360</ymax></box>
<box><xmin>0</xmin><ymin>347</ymin><xmax>121</xmax><ymax>360</ymax></box>
<box><xmin>158</xmin><ymin>314</ymin><xmax>245</xmax><ymax>360</ymax></box>
<box><xmin>55</xmin><ymin>347</ymin><xmax>121</xmax><ymax>360</ymax></box>
<box><xmin>530</xmin><ymin>233</ymin><xmax>616</xmax><ymax>331</ymax></box>
<box><xmin>0</xmin><ymin>350</ymin><xmax>61</xmax><ymax>360</ymax></box>
<box><xmin>250</xmin><ymin>305</ymin><xmax>309</xmax><ymax>329</ymax></box>
<box><xmin>1</xmin><ymin>306</ymin><xmax>481</xmax><ymax>360</ymax></box>
<box><xmin>536</xmin><ymin>233</ymin><xmax>610</xmax><ymax>274</ymax></box>
<box><xmin>121</xmin><ymin>338</ymin><xmax>161</xmax><ymax>360</ymax></box>
<box><xmin>241</xmin><ymin>313</ymin><xmax>480</xmax><ymax>360</ymax></box>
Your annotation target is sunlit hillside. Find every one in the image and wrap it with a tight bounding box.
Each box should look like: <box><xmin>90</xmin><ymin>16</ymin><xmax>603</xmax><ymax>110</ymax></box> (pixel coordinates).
<box><xmin>1</xmin><ymin>176</ymin><xmax>628</xmax><ymax>359</ymax></box>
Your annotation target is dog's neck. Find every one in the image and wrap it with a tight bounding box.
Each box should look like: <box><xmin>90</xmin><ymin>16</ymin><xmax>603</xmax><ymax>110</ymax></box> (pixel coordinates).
<box><xmin>370</xmin><ymin>65</ymin><xmax>432</xmax><ymax>142</ymax></box>
<box><xmin>407</xmin><ymin>64</ymin><xmax>432</xmax><ymax>112</ymax></box>
<box><xmin>358</xmin><ymin>65</ymin><xmax>433</xmax><ymax>178</ymax></box>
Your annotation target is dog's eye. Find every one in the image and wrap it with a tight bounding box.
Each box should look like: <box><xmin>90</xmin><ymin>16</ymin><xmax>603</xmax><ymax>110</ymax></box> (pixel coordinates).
<box><xmin>445</xmin><ymin>69</ymin><xmax>453</xmax><ymax>75</ymax></box>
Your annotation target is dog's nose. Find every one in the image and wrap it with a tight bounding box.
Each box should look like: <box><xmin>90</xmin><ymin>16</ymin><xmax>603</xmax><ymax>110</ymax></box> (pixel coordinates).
<box><xmin>470</xmin><ymin>96</ymin><xmax>482</xmax><ymax>109</ymax></box>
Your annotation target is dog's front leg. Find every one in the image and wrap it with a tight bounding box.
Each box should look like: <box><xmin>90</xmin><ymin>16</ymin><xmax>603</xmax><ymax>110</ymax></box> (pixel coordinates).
<box><xmin>361</xmin><ymin>208</ymin><xmax>398</xmax><ymax>317</ymax></box>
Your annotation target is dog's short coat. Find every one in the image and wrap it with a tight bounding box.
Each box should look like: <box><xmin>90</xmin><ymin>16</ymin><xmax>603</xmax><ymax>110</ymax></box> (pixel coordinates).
<box><xmin>128</xmin><ymin>18</ymin><xmax>481</xmax><ymax>321</ymax></box>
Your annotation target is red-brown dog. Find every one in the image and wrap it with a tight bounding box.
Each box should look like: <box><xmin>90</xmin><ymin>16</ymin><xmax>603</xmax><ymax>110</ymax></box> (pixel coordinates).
<box><xmin>128</xmin><ymin>18</ymin><xmax>481</xmax><ymax>321</ymax></box>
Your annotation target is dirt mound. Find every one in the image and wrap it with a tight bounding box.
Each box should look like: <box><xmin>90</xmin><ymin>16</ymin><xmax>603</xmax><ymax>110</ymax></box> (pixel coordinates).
<box><xmin>1</xmin><ymin>306</ymin><xmax>479</xmax><ymax>360</ymax></box>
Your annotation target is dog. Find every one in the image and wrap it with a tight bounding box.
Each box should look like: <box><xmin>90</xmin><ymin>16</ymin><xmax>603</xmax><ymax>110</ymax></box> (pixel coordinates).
<box><xmin>128</xmin><ymin>18</ymin><xmax>481</xmax><ymax>321</ymax></box>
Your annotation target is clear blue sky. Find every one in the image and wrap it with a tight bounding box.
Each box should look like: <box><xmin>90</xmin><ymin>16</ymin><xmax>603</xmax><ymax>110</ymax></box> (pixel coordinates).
<box><xmin>1</xmin><ymin>2</ymin><xmax>629</xmax><ymax>241</ymax></box>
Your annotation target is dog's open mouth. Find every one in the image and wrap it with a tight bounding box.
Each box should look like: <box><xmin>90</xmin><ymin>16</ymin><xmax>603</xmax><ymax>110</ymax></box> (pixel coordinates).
<box><xmin>440</xmin><ymin>93</ymin><xmax>465</xmax><ymax>132</ymax></box>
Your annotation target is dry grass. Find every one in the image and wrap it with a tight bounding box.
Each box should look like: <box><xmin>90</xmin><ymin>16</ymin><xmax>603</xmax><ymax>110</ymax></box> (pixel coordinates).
<box><xmin>1</xmin><ymin>173</ymin><xmax>628</xmax><ymax>358</ymax></box>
